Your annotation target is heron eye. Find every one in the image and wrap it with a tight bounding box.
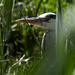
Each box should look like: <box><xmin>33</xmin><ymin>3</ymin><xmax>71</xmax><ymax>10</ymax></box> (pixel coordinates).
<box><xmin>43</xmin><ymin>17</ymin><xmax>50</xmax><ymax>22</ymax></box>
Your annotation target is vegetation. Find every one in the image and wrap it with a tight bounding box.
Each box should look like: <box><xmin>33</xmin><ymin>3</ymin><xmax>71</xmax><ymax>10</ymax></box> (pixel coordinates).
<box><xmin>0</xmin><ymin>0</ymin><xmax>75</xmax><ymax>75</ymax></box>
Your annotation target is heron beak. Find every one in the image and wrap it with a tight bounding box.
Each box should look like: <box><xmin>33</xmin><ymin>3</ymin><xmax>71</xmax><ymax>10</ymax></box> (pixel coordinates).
<box><xmin>15</xmin><ymin>17</ymin><xmax>39</xmax><ymax>25</ymax></box>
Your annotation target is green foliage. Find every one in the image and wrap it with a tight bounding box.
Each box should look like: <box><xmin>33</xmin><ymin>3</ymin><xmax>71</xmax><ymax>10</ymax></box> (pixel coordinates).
<box><xmin>0</xmin><ymin>0</ymin><xmax>75</xmax><ymax>75</ymax></box>
<box><xmin>66</xmin><ymin>0</ymin><xmax>74</xmax><ymax>3</ymax></box>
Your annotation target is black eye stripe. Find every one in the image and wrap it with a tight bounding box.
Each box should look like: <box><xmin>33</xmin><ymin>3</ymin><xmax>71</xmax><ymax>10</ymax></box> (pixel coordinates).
<box><xmin>50</xmin><ymin>15</ymin><xmax>56</xmax><ymax>19</ymax></box>
<box><xmin>43</xmin><ymin>18</ymin><xmax>50</xmax><ymax>22</ymax></box>
<box><xmin>46</xmin><ymin>15</ymin><xmax>56</xmax><ymax>19</ymax></box>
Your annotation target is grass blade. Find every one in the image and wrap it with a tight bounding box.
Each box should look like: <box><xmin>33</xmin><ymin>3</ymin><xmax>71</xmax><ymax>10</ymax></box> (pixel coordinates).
<box><xmin>3</xmin><ymin>0</ymin><xmax>13</xmax><ymax>41</ymax></box>
<box><xmin>0</xmin><ymin>24</ymin><xmax>3</xmax><ymax>59</ymax></box>
<box><xmin>56</xmin><ymin>0</ymin><xmax>67</xmax><ymax>74</ymax></box>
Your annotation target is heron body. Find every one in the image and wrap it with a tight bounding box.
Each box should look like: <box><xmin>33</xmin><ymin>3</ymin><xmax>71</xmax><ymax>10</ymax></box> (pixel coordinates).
<box><xmin>16</xmin><ymin>13</ymin><xmax>56</xmax><ymax>75</ymax></box>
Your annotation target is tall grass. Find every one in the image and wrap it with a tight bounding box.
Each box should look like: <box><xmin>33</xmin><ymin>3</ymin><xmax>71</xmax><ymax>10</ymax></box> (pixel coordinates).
<box><xmin>3</xmin><ymin>0</ymin><xmax>13</xmax><ymax>41</ymax></box>
<box><xmin>56</xmin><ymin>0</ymin><xmax>67</xmax><ymax>74</ymax></box>
<box><xmin>56</xmin><ymin>1</ymin><xmax>75</xmax><ymax>75</ymax></box>
<box><xmin>0</xmin><ymin>0</ymin><xmax>75</xmax><ymax>75</ymax></box>
<box><xmin>62</xmin><ymin>5</ymin><xmax>75</xmax><ymax>75</ymax></box>
<box><xmin>0</xmin><ymin>0</ymin><xmax>13</xmax><ymax>75</ymax></box>
<box><xmin>0</xmin><ymin>24</ymin><xmax>3</xmax><ymax>58</ymax></box>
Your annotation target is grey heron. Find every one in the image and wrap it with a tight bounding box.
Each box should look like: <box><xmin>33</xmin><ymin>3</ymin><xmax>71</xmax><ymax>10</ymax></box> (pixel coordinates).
<box><xmin>16</xmin><ymin>13</ymin><xmax>56</xmax><ymax>75</ymax></box>
<box><xmin>16</xmin><ymin>13</ymin><xmax>56</xmax><ymax>50</ymax></box>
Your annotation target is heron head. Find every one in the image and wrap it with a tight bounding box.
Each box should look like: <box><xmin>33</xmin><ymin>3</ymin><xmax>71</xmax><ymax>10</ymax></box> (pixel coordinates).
<box><xmin>16</xmin><ymin>13</ymin><xmax>56</xmax><ymax>29</ymax></box>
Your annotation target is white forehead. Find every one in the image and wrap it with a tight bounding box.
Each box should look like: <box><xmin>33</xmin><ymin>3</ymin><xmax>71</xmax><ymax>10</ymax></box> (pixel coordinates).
<box><xmin>38</xmin><ymin>13</ymin><xmax>55</xmax><ymax>18</ymax></box>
